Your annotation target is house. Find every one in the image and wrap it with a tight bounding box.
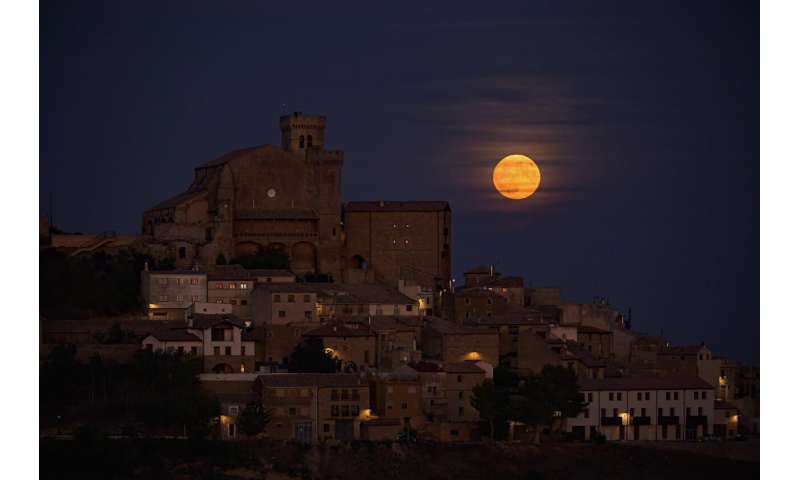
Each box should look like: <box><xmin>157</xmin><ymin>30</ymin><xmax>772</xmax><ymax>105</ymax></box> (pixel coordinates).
<box><xmin>251</xmin><ymin>283</ymin><xmax>320</xmax><ymax>326</ymax></box>
<box><xmin>206</xmin><ymin>264</ymin><xmax>256</xmax><ymax>318</ymax></box>
<box><xmin>198</xmin><ymin>373</ymin><xmax>260</xmax><ymax>440</ymax></box>
<box><xmin>301</xmin><ymin>323</ymin><xmax>377</xmax><ymax>371</ymax></box>
<box><xmin>572</xmin><ymin>324</ymin><xmax>614</xmax><ymax>359</ymax></box>
<box><xmin>566</xmin><ymin>375</ymin><xmax>715</xmax><ymax>441</ymax></box>
<box><xmin>141</xmin><ymin>313</ymin><xmax>258</xmax><ymax>373</ymax></box>
<box><xmin>254</xmin><ymin>373</ymin><xmax>371</xmax><ymax>442</ymax></box>
<box><xmin>314</xmin><ymin>283</ymin><xmax>420</xmax><ymax>321</ymax></box>
<box><xmin>369</xmin><ymin>365</ymin><xmax>425</xmax><ymax>431</ymax></box>
<box><xmin>713</xmin><ymin>400</ymin><xmax>740</xmax><ymax>440</ymax></box>
<box><xmin>141</xmin><ymin>267</ymin><xmax>207</xmax><ymax>320</ymax></box>
<box><xmin>422</xmin><ymin>317</ymin><xmax>500</xmax><ymax>366</ymax></box>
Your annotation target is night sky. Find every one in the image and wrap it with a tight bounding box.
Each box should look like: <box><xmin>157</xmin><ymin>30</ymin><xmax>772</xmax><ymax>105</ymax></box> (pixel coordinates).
<box><xmin>40</xmin><ymin>1</ymin><xmax>759</xmax><ymax>364</ymax></box>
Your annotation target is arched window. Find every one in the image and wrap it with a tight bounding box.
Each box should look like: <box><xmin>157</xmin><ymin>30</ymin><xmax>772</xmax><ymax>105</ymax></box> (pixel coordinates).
<box><xmin>307</xmin><ymin>135</ymin><xmax>313</xmax><ymax>147</ymax></box>
<box><xmin>299</xmin><ymin>136</ymin><xmax>305</xmax><ymax>148</ymax></box>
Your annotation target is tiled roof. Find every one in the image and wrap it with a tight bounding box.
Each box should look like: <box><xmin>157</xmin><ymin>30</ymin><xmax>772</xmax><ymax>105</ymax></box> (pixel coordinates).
<box><xmin>144</xmin><ymin>190</ymin><xmax>207</xmax><ymax>212</ymax></box>
<box><xmin>579</xmin><ymin>375</ymin><xmax>714</xmax><ymax>391</ymax></box>
<box><xmin>196</xmin><ymin>144</ymin><xmax>282</xmax><ymax>169</ymax></box>
<box><xmin>343</xmin><ymin>315</ymin><xmax>419</xmax><ymax>332</ymax></box>
<box><xmin>314</xmin><ymin>284</ymin><xmax>416</xmax><ymax>305</ymax></box>
<box><xmin>658</xmin><ymin>345</ymin><xmax>705</xmax><ymax>355</ymax></box>
<box><xmin>302</xmin><ymin>323</ymin><xmax>375</xmax><ymax>338</ymax></box>
<box><xmin>190</xmin><ymin>313</ymin><xmax>246</xmax><ymax>330</ymax></box>
<box><xmin>235</xmin><ymin>209</ymin><xmax>318</xmax><ymax>220</ymax></box>
<box><xmin>575</xmin><ymin>325</ymin><xmax>612</xmax><ymax>334</ymax></box>
<box><xmin>254</xmin><ymin>283</ymin><xmax>320</xmax><ymax>294</ymax></box>
<box><xmin>425</xmin><ymin>317</ymin><xmax>496</xmax><ymax>335</ymax></box>
<box><xmin>564</xmin><ymin>340</ymin><xmax>606</xmax><ymax>368</ymax></box>
<box><xmin>345</xmin><ymin>201</ymin><xmax>450</xmax><ymax>213</ymax></box>
<box><xmin>480</xmin><ymin>276</ymin><xmax>524</xmax><ymax>288</ymax></box>
<box><xmin>444</xmin><ymin>362</ymin><xmax>486</xmax><ymax>374</ymax></box>
<box><xmin>407</xmin><ymin>361</ymin><xmax>444</xmax><ymax>373</ymax></box>
<box><xmin>146</xmin><ymin>329</ymin><xmax>202</xmax><ymax>342</ymax></box>
<box><xmin>255</xmin><ymin>373</ymin><xmax>366</xmax><ymax>388</ymax></box>
<box><xmin>469</xmin><ymin>309</ymin><xmax>544</xmax><ymax>326</ymax></box>
<box><xmin>207</xmin><ymin>265</ymin><xmax>296</xmax><ymax>281</ymax></box>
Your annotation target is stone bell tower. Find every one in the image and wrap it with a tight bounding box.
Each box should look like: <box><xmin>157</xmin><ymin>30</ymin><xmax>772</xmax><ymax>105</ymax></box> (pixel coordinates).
<box><xmin>280</xmin><ymin>112</ymin><xmax>327</xmax><ymax>153</ymax></box>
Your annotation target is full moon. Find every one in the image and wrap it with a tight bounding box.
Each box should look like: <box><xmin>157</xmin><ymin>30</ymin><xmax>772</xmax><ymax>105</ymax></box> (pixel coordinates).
<box><xmin>492</xmin><ymin>154</ymin><xmax>541</xmax><ymax>200</ymax></box>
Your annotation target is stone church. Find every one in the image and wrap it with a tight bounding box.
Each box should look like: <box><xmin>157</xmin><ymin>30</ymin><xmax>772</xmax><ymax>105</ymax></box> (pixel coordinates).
<box><xmin>143</xmin><ymin>112</ymin><xmax>450</xmax><ymax>287</ymax></box>
<box><xmin>142</xmin><ymin>112</ymin><xmax>342</xmax><ymax>275</ymax></box>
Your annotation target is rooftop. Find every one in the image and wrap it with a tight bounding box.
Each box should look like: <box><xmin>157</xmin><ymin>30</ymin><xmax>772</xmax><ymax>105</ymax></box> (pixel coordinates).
<box><xmin>302</xmin><ymin>323</ymin><xmax>375</xmax><ymax>338</ymax></box>
<box><xmin>255</xmin><ymin>373</ymin><xmax>366</xmax><ymax>388</ymax></box>
<box><xmin>444</xmin><ymin>362</ymin><xmax>486</xmax><ymax>374</ymax></box>
<box><xmin>189</xmin><ymin>313</ymin><xmax>247</xmax><ymax>330</ymax></box>
<box><xmin>578</xmin><ymin>375</ymin><xmax>714</xmax><ymax>391</ymax></box>
<box><xmin>146</xmin><ymin>328</ymin><xmax>202</xmax><ymax>342</ymax></box>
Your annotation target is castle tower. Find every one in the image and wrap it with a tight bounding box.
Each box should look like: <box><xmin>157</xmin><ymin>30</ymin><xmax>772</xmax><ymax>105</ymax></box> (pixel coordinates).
<box><xmin>280</xmin><ymin>112</ymin><xmax>327</xmax><ymax>152</ymax></box>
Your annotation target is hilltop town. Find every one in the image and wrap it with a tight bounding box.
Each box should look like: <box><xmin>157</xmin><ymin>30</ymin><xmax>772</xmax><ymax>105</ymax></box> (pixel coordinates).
<box><xmin>39</xmin><ymin>113</ymin><xmax>758</xmax><ymax>447</ymax></box>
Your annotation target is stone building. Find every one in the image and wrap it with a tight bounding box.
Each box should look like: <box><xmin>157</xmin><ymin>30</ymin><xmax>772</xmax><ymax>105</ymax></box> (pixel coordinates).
<box><xmin>302</xmin><ymin>323</ymin><xmax>378</xmax><ymax>371</ymax></box>
<box><xmin>422</xmin><ymin>317</ymin><xmax>500</xmax><ymax>366</ymax></box>
<box><xmin>343</xmin><ymin>201</ymin><xmax>451</xmax><ymax>289</ymax></box>
<box><xmin>140</xmin><ymin>267</ymin><xmax>207</xmax><ymax>320</ymax></box>
<box><xmin>254</xmin><ymin>373</ymin><xmax>371</xmax><ymax>442</ymax></box>
<box><xmin>142</xmin><ymin>112</ymin><xmax>344</xmax><ymax>276</ymax></box>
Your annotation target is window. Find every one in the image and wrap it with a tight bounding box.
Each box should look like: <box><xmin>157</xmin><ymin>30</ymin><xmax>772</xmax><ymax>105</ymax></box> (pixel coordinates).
<box><xmin>331</xmin><ymin>390</ymin><xmax>339</xmax><ymax>401</ymax></box>
<box><xmin>642</xmin><ymin>408</ymin><xmax>647</xmax><ymax>417</ymax></box>
<box><xmin>299</xmin><ymin>136</ymin><xmax>305</xmax><ymax>148</ymax></box>
<box><xmin>278</xmin><ymin>311</ymin><xmax>286</xmax><ymax>318</ymax></box>
<box><xmin>401</xmin><ymin>401</ymin><xmax>408</xmax><ymax>410</ymax></box>
<box><xmin>159</xmin><ymin>295</ymin><xmax>168</xmax><ymax>302</ymax></box>
<box><xmin>584</xmin><ymin>409</ymin><xmax>589</xmax><ymax>419</ymax></box>
<box><xmin>637</xmin><ymin>392</ymin><xmax>642</xmax><ymax>401</ymax></box>
<box><xmin>212</xmin><ymin>328</ymin><xmax>225</xmax><ymax>341</ymax></box>
<box><xmin>458</xmin><ymin>407</ymin><xmax>464</xmax><ymax>416</ymax></box>
<box><xmin>229</xmin><ymin>406</ymin><xmax>239</xmax><ymax>416</ymax></box>
<box><xmin>274</xmin><ymin>294</ymin><xmax>281</xmax><ymax>302</ymax></box>
<box><xmin>288</xmin><ymin>407</ymin><xmax>296</xmax><ymax>416</ymax></box>
<box><xmin>702</xmin><ymin>391</ymin><xmax>707</xmax><ymax>400</ymax></box>
<box><xmin>342</xmin><ymin>389</ymin><xmax>350</xmax><ymax>400</ymax></box>
<box><xmin>191</xmin><ymin>346</ymin><xmax>198</xmax><ymax>355</ymax></box>
<box><xmin>645</xmin><ymin>392</ymin><xmax>650</xmax><ymax>401</ymax></box>
<box><xmin>225</xmin><ymin>346</ymin><xmax>232</xmax><ymax>356</ymax></box>
<box><xmin>630</xmin><ymin>408</ymin><xmax>635</xmax><ymax>417</ymax></box>
<box><xmin>601</xmin><ymin>408</ymin><xmax>606</xmax><ymax>417</ymax></box>
<box><xmin>323</xmin><ymin>424</ymin><xmax>330</xmax><ymax>433</ymax></box>
<box><xmin>191</xmin><ymin>295</ymin><xmax>200</xmax><ymax>302</ymax></box>
<box><xmin>616</xmin><ymin>392</ymin><xmax>622</xmax><ymax>401</ymax></box>
<box><xmin>406</xmin><ymin>305</ymin><xmax>413</xmax><ymax>312</ymax></box>
<box><xmin>658</xmin><ymin>408</ymin><xmax>663</xmax><ymax>417</ymax></box>
<box><xmin>158</xmin><ymin>278</ymin><xmax>168</xmax><ymax>285</ymax></box>
<box><xmin>288</xmin><ymin>294</ymin><xmax>295</xmax><ymax>303</ymax></box>
<box><xmin>670</xmin><ymin>407</ymin><xmax>675</xmax><ymax>416</ymax></box>
<box><xmin>694</xmin><ymin>391</ymin><xmax>699</xmax><ymax>400</ymax></box>
<box><xmin>241</xmin><ymin>346</ymin><xmax>246</xmax><ymax>355</ymax></box>
<box><xmin>307</xmin><ymin>135</ymin><xmax>312</xmax><ymax>147</ymax></box>
<box><xmin>216</xmin><ymin>283</ymin><xmax>224</xmax><ymax>289</ymax></box>
<box><xmin>191</xmin><ymin>278</ymin><xmax>199</xmax><ymax>285</ymax></box>
<box><xmin>304</xmin><ymin>311</ymin><xmax>312</xmax><ymax>320</ymax></box>
<box><xmin>179</xmin><ymin>246</ymin><xmax>186</xmax><ymax>259</ymax></box>
<box><xmin>303</xmin><ymin>295</ymin><xmax>310</xmax><ymax>303</ymax></box>
<box><xmin>666</xmin><ymin>392</ymin><xmax>671</xmax><ymax>400</ymax></box>
<box><xmin>331</xmin><ymin>405</ymin><xmax>339</xmax><ymax>417</ymax></box>
<box><xmin>178</xmin><ymin>346</ymin><xmax>184</xmax><ymax>355</ymax></box>
<box><xmin>351</xmin><ymin>405</ymin><xmax>359</xmax><ymax>416</ymax></box>
<box><xmin>465</xmin><ymin>298</ymin><xmax>471</xmax><ymax>305</ymax></box>
<box><xmin>588</xmin><ymin>393</ymin><xmax>593</xmax><ymax>402</ymax></box>
<box><xmin>674</xmin><ymin>391</ymin><xmax>679</xmax><ymax>399</ymax></box>
<box><xmin>240</xmin><ymin>283</ymin><xmax>248</xmax><ymax>289</ymax></box>
<box><xmin>487</xmin><ymin>298</ymin><xmax>493</xmax><ymax>305</ymax></box>
<box><xmin>216</xmin><ymin>298</ymin><xmax>223</xmax><ymax>304</ymax></box>
<box><xmin>457</xmin><ymin>375</ymin><xmax>462</xmax><ymax>383</ymax></box>
<box><xmin>609</xmin><ymin>393</ymin><xmax>614</xmax><ymax>401</ymax></box>
<box><xmin>230</xmin><ymin>299</ymin><xmax>237</xmax><ymax>305</ymax></box>
<box><xmin>214</xmin><ymin>346</ymin><xmax>220</xmax><ymax>356</ymax></box>
<box><xmin>241</xmin><ymin>299</ymin><xmax>248</xmax><ymax>306</ymax></box>
<box><xmin>613</xmin><ymin>408</ymin><xmax>618</xmax><ymax>417</ymax></box>
<box><xmin>458</xmin><ymin>391</ymin><xmax>464</xmax><ymax>400</ymax></box>
<box><xmin>686</xmin><ymin>407</ymin><xmax>691</xmax><ymax>416</ymax></box>
<box><xmin>698</xmin><ymin>407</ymin><xmax>703</xmax><ymax>416</ymax></box>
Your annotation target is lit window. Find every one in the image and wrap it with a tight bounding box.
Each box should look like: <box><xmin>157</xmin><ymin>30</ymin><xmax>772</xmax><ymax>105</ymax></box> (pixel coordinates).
<box><xmin>176</xmin><ymin>295</ymin><xmax>183</xmax><ymax>302</ymax></box>
<box><xmin>229</xmin><ymin>283</ymin><xmax>236</xmax><ymax>289</ymax></box>
<box><xmin>240</xmin><ymin>283</ymin><xmax>248</xmax><ymax>289</ymax></box>
<box><xmin>216</xmin><ymin>283</ymin><xmax>224</xmax><ymax>289</ymax></box>
<box><xmin>216</xmin><ymin>298</ymin><xmax>223</xmax><ymax>304</ymax></box>
<box><xmin>191</xmin><ymin>278</ymin><xmax>199</xmax><ymax>285</ymax></box>
<box><xmin>158</xmin><ymin>278</ymin><xmax>168</xmax><ymax>285</ymax></box>
<box><xmin>159</xmin><ymin>295</ymin><xmax>168</xmax><ymax>302</ymax></box>
<box><xmin>288</xmin><ymin>295</ymin><xmax>295</xmax><ymax>303</ymax></box>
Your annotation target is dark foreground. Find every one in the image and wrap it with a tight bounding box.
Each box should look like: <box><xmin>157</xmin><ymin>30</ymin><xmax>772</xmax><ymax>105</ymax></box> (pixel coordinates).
<box><xmin>40</xmin><ymin>438</ymin><xmax>759</xmax><ymax>480</ymax></box>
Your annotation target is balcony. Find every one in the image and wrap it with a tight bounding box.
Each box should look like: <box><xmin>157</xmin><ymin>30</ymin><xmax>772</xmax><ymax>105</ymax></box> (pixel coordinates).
<box><xmin>600</xmin><ymin>416</ymin><xmax>623</xmax><ymax>426</ymax></box>
<box><xmin>658</xmin><ymin>415</ymin><xmax>680</xmax><ymax>425</ymax></box>
<box><xmin>632</xmin><ymin>416</ymin><xmax>651</xmax><ymax>426</ymax></box>
<box><xmin>686</xmin><ymin>415</ymin><xmax>708</xmax><ymax>427</ymax></box>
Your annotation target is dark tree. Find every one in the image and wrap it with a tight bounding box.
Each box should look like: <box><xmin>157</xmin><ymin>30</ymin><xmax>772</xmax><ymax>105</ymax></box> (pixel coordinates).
<box><xmin>510</xmin><ymin>365</ymin><xmax>586</xmax><ymax>443</ymax></box>
<box><xmin>471</xmin><ymin>379</ymin><xmax>501</xmax><ymax>440</ymax></box>
<box><xmin>216</xmin><ymin>253</ymin><xmax>228</xmax><ymax>265</ymax></box>
<box><xmin>236</xmin><ymin>402</ymin><xmax>272</xmax><ymax>437</ymax></box>
<box><xmin>288</xmin><ymin>337</ymin><xmax>341</xmax><ymax>373</ymax></box>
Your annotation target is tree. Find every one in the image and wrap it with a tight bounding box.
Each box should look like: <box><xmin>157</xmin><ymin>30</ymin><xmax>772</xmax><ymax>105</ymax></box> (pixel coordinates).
<box><xmin>471</xmin><ymin>379</ymin><xmax>501</xmax><ymax>440</ymax></box>
<box><xmin>288</xmin><ymin>338</ymin><xmax>341</xmax><ymax>373</ymax></box>
<box><xmin>510</xmin><ymin>365</ymin><xmax>586</xmax><ymax>443</ymax></box>
<box><xmin>237</xmin><ymin>402</ymin><xmax>272</xmax><ymax>437</ymax></box>
<box><xmin>216</xmin><ymin>253</ymin><xmax>228</xmax><ymax>265</ymax></box>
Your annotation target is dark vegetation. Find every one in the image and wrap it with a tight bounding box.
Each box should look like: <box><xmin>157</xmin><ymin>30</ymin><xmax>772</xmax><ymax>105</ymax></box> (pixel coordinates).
<box><xmin>229</xmin><ymin>246</ymin><xmax>290</xmax><ymax>270</ymax></box>
<box><xmin>472</xmin><ymin>365</ymin><xmax>585</xmax><ymax>442</ymax></box>
<box><xmin>40</xmin><ymin>248</ymin><xmax>172</xmax><ymax>319</ymax></box>
<box><xmin>40</xmin><ymin>345</ymin><xmax>219</xmax><ymax>438</ymax></box>
<box><xmin>287</xmin><ymin>337</ymin><xmax>341</xmax><ymax>373</ymax></box>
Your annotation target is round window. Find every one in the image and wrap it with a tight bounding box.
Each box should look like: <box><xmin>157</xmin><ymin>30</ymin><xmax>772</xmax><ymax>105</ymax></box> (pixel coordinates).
<box><xmin>267</xmin><ymin>188</ymin><xmax>276</xmax><ymax>198</ymax></box>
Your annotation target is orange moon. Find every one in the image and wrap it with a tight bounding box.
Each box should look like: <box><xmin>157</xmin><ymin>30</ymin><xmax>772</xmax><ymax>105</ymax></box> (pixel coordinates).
<box><xmin>492</xmin><ymin>154</ymin><xmax>541</xmax><ymax>200</ymax></box>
